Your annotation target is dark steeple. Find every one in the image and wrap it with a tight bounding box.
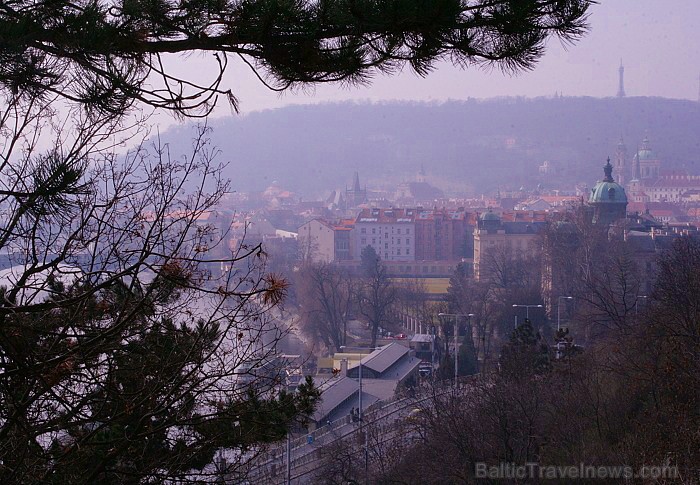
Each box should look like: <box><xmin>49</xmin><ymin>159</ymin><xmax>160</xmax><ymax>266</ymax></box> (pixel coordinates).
<box><xmin>346</xmin><ymin>171</ymin><xmax>368</xmax><ymax>209</ymax></box>
<box><xmin>352</xmin><ymin>171</ymin><xmax>361</xmax><ymax>192</ymax></box>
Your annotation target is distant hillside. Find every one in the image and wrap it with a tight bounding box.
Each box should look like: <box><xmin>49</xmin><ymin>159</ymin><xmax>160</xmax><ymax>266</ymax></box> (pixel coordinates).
<box><xmin>160</xmin><ymin>97</ymin><xmax>700</xmax><ymax>196</ymax></box>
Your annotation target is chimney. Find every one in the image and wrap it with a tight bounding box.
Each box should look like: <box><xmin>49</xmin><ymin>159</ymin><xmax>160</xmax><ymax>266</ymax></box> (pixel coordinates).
<box><xmin>340</xmin><ymin>358</ymin><xmax>348</xmax><ymax>376</ymax></box>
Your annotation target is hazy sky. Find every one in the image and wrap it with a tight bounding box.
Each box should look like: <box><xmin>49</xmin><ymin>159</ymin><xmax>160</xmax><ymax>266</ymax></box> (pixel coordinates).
<box><xmin>168</xmin><ymin>0</ymin><xmax>700</xmax><ymax>119</ymax></box>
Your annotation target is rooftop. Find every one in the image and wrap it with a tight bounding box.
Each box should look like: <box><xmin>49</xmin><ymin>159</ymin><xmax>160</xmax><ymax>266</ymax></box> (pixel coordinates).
<box><xmin>355</xmin><ymin>208</ymin><xmax>415</xmax><ymax>224</ymax></box>
<box><xmin>311</xmin><ymin>376</ymin><xmax>359</xmax><ymax>423</ymax></box>
<box><xmin>354</xmin><ymin>342</ymin><xmax>409</xmax><ymax>375</ymax></box>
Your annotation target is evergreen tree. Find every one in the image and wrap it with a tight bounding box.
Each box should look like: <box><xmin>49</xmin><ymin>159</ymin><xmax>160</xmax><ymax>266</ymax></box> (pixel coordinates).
<box><xmin>498</xmin><ymin>319</ymin><xmax>551</xmax><ymax>379</ymax></box>
<box><xmin>0</xmin><ymin>0</ymin><xmax>593</xmax><ymax>116</ymax></box>
<box><xmin>458</xmin><ymin>335</ymin><xmax>479</xmax><ymax>376</ymax></box>
<box><xmin>360</xmin><ymin>245</ymin><xmax>381</xmax><ymax>279</ymax></box>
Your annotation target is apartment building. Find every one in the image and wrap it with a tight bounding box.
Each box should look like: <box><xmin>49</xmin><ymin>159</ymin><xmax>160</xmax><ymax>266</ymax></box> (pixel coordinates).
<box><xmin>354</xmin><ymin>208</ymin><xmax>416</xmax><ymax>262</ymax></box>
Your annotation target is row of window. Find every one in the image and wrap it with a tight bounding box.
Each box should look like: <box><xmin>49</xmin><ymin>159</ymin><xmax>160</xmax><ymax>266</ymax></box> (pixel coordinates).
<box><xmin>360</xmin><ymin>237</ymin><xmax>412</xmax><ymax>246</ymax></box>
<box><xmin>393</xmin><ymin>265</ymin><xmax>445</xmax><ymax>274</ymax></box>
<box><xmin>359</xmin><ymin>226</ymin><xmax>412</xmax><ymax>235</ymax></box>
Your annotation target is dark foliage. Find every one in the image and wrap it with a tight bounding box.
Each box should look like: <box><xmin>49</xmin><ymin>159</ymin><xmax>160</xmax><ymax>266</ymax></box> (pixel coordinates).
<box><xmin>0</xmin><ymin>0</ymin><xmax>592</xmax><ymax>116</ymax></box>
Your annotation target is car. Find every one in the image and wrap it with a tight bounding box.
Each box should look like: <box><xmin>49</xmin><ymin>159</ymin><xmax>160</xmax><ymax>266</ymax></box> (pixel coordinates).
<box><xmin>395</xmin><ymin>333</ymin><xmax>407</xmax><ymax>339</ymax></box>
<box><xmin>406</xmin><ymin>408</ymin><xmax>425</xmax><ymax>423</ymax></box>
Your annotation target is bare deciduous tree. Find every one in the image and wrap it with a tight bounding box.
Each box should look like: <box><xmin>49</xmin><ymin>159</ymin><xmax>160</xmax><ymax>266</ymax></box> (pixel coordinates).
<box><xmin>358</xmin><ymin>246</ymin><xmax>396</xmax><ymax>348</ymax></box>
<box><xmin>0</xmin><ymin>100</ymin><xmax>318</xmax><ymax>482</ymax></box>
<box><xmin>297</xmin><ymin>262</ymin><xmax>356</xmax><ymax>352</ymax></box>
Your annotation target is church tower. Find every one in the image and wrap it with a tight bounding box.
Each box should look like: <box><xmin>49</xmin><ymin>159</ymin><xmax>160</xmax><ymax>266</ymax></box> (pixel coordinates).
<box><xmin>613</xmin><ymin>137</ymin><xmax>627</xmax><ymax>184</ymax></box>
<box><xmin>617</xmin><ymin>61</ymin><xmax>626</xmax><ymax>98</ymax></box>
<box><xmin>634</xmin><ymin>136</ymin><xmax>661</xmax><ymax>180</ymax></box>
<box><xmin>345</xmin><ymin>171</ymin><xmax>367</xmax><ymax>209</ymax></box>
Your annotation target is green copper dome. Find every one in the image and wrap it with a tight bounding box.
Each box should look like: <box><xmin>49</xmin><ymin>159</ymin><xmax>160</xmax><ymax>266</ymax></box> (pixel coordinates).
<box><xmin>589</xmin><ymin>158</ymin><xmax>627</xmax><ymax>204</ymax></box>
<box><xmin>480</xmin><ymin>209</ymin><xmax>500</xmax><ymax>221</ymax></box>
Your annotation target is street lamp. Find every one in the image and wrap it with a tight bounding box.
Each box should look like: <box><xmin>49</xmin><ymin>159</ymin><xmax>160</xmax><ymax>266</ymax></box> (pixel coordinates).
<box><xmin>339</xmin><ymin>345</ymin><xmax>371</xmax><ymax>484</ymax></box>
<box><xmin>512</xmin><ymin>304</ymin><xmax>543</xmax><ymax>320</ymax></box>
<box><xmin>438</xmin><ymin>313</ymin><xmax>474</xmax><ymax>383</ymax></box>
<box><xmin>557</xmin><ymin>296</ymin><xmax>574</xmax><ymax>332</ymax></box>
<box><xmin>430</xmin><ymin>325</ymin><xmax>436</xmax><ymax>377</ymax></box>
<box><xmin>635</xmin><ymin>295</ymin><xmax>648</xmax><ymax>315</ymax></box>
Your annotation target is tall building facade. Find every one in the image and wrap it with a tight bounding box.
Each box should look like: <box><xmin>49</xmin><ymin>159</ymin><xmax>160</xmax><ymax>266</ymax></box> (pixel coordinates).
<box><xmin>414</xmin><ymin>208</ymin><xmax>474</xmax><ymax>261</ymax></box>
<box><xmin>298</xmin><ymin>219</ymin><xmax>336</xmax><ymax>262</ymax></box>
<box><xmin>354</xmin><ymin>208</ymin><xmax>416</xmax><ymax>262</ymax></box>
<box><xmin>473</xmin><ymin>210</ymin><xmax>547</xmax><ymax>282</ymax></box>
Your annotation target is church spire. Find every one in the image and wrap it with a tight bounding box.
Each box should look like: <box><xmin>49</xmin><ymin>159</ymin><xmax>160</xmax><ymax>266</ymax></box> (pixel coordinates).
<box><xmin>617</xmin><ymin>60</ymin><xmax>626</xmax><ymax>98</ymax></box>
<box><xmin>352</xmin><ymin>171</ymin><xmax>361</xmax><ymax>192</ymax></box>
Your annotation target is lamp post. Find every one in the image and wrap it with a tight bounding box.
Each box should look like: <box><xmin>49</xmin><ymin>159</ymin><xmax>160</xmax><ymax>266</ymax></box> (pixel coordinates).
<box><xmin>557</xmin><ymin>296</ymin><xmax>574</xmax><ymax>332</ymax></box>
<box><xmin>438</xmin><ymin>313</ymin><xmax>474</xmax><ymax>383</ymax></box>
<box><xmin>286</xmin><ymin>427</ymin><xmax>291</xmax><ymax>485</ymax></box>
<box><xmin>635</xmin><ymin>295</ymin><xmax>648</xmax><ymax>315</ymax></box>
<box><xmin>512</xmin><ymin>304</ymin><xmax>543</xmax><ymax>320</ymax></box>
<box><xmin>339</xmin><ymin>345</ymin><xmax>371</xmax><ymax>484</ymax></box>
<box><xmin>430</xmin><ymin>325</ymin><xmax>436</xmax><ymax>377</ymax></box>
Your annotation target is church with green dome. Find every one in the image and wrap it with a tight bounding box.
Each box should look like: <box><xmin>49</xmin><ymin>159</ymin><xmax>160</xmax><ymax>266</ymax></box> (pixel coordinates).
<box><xmin>589</xmin><ymin>158</ymin><xmax>628</xmax><ymax>225</ymax></box>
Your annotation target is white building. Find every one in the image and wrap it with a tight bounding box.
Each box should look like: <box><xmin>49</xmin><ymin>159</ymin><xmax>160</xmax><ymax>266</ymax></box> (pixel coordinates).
<box><xmin>298</xmin><ymin>219</ymin><xmax>336</xmax><ymax>263</ymax></box>
<box><xmin>354</xmin><ymin>208</ymin><xmax>416</xmax><ymax>262</ymax></box>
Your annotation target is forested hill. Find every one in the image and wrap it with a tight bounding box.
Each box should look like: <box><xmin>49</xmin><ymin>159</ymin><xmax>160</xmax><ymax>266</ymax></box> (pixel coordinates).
<box><xmin>162</xmin><ymin>96</ymin><xmax>700</xmax><ymax>195</ymax></box>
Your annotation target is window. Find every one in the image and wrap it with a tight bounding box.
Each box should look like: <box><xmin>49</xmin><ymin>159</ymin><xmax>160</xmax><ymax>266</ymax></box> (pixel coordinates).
<box><xmin>372</xmin><ymin>238</ymin><xmax>376</xmax><ymax>244</ymax></box>
<box><xmin>406</xmin><ymin>229</ymin><xmax>411</xmax><ymax>235</ymax></box>
<box><xmin>397</xmin><ymin>228</ymin><xmax>401</xmax><ymax>234</ymax></box>
<box><xmin>361</xmin><ymin>228</ymin><xmax>366</xmax><ymax>234</ymax></box>
<box><xmin>384</xmin><ymin>242</ymin><xmax>388</xmax><ymax>249</ymax></box>
<box><xmin>406</xmin><ymin>238</ymin><xmax>410</xmax><ymax>245</ymax></box>
<box><xmin>406</xmin><ymin>248</ymin><xmax>410</xmax><ymax>255</ymax></box>
<box><xmin>384</xmin><ymin>253</ymin><xmax>388</xmax><ymax>259</ymax></box>
<box><xmin>372</xmin><ymin>228</ymin><xmax>376</xmax><ymax>234</ymax></box>
<box><xmin>396</xmin><ymin>248</ymin><xmax>400</xmax><ymax>255</ymax></box>
<box><xmin>361</xmin><ymin>238</ymin><xmax>366</xmax><ymax>245</ymax></box>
